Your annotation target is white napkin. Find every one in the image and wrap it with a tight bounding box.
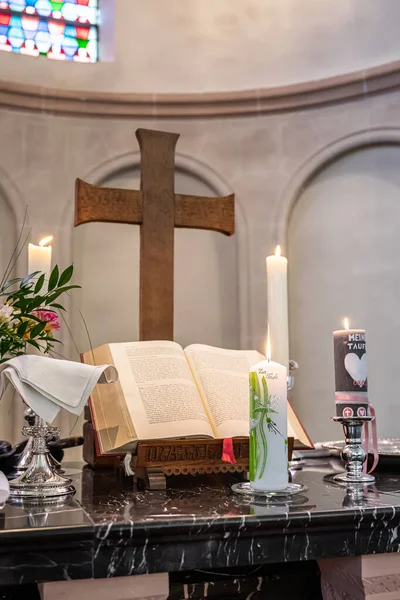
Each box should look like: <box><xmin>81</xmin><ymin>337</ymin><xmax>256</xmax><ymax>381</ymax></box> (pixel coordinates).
<box><xmin>0</xmin><ymin>471</ymin><xmax>9</xmax><ymax>505</ymax></box>
<box><xmin>0</xmin><ymin>355</ymin><xmax>118</xmax><ymax>423</ymax></box>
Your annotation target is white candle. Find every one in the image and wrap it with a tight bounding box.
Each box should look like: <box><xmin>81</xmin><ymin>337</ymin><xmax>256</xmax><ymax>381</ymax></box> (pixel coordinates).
<box><xmin>249</xmin><ymin>337</ymin><xmax>288</xmax><ymax>491</ymax></box>
<box><xmin>28</xmin><ymin>236</ymin><xmax>53</xmax><ymax>281</ymax></box>
<box><xmin>266</xmin><ymin>245</ymin><xmax>289</xmax><ymax>370</ymax></box>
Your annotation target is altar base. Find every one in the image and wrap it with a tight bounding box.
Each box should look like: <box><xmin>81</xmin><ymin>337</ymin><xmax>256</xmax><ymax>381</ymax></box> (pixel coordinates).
<box><xmin>320</xmin><ymin>554</ymin><xmax>400</xmax><ymax>599</ymax></box>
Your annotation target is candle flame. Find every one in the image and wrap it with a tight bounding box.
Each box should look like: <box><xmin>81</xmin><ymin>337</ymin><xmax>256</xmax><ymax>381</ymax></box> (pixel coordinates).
<box><xmin>266</xmin><ymin>326</ymin><xmax>271</xmax><ymax>362</ymax></box>
<box><xmin>344</xmin><ymin>317</ymin><xmax>350</xmax><ymax>330</ymax></box>
<box><xmin>39</xmin><ymin>236</ymin><xmax>53</xmax><ymax>247</ymax></box>
<box><xmin>275</xmin><ymin>245</ymin><xmax>281</xmax><ymax>257</ymax></box>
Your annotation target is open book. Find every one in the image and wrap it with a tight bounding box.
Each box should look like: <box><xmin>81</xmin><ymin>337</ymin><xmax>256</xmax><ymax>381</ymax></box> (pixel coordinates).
<box><xmin>82</xmin><ymin>341</ymin><xmax>312</xmax><ymax>455</ymax></box>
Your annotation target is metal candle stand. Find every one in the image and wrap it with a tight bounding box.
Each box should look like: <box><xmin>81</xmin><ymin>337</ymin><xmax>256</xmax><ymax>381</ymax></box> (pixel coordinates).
<box><xmin>332</xmin><ymin>415</ymin><xmax>375</xmax><ymax>485</ymax></box>
<box><xmin>8</xmin><ymin>413</ymin><xmax>75</xmax><ymax>501</ymax></box>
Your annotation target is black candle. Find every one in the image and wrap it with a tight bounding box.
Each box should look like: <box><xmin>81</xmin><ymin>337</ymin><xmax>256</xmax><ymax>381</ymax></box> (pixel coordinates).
<box><xmin>333</xmin><ymin>319</ymin><xmax>368</xmax><ymax>418</ymax></box>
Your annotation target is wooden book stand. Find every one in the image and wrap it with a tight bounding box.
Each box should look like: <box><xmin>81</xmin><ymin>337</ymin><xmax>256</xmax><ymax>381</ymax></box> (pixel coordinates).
<box><xmin>131</xmin><ymin>437</ymin><xmax>295</xmax><ymax>490</ymax></box>
<box><xmin>82</xmin><ymin>411</ymin><xmax>295</xmax><ymax>490</ymax></box>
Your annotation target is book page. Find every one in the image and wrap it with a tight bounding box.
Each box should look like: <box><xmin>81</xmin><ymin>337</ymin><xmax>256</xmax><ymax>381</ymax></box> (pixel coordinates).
<box><xmin>83</xmin><ymin>344</ymin><xmax>137</xmax><ymax>455</ymax></box>
<box><xmin>184</xmin><ymin>344</ymin><xmax>263</xmax><ymax>438</ymax></box>
<box><xmin>288</xmin><ymin>401</ymin><xmax>314</xmax><ymax>448</ymax></box>
<box><xmin>110</xmin><ymin>341</ymin><xmax>214</xmax><ymax>441</ymax></box>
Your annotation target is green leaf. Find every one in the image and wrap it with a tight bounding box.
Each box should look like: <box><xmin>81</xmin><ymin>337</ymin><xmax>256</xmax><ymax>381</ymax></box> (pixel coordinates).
<box><xmin>49</xmin><ymin>303</ymin><xmax>66</xmax><ymax>311</ymax></box>
<box><xmin>13</xmin><ymin>298</ymin><xmax>28</xmax><ymax>312</ymax></box>
<box><xmin>20</xmin><ymin>272</ymin><xmax>40</xmax><ymax>287</ymax></box>
<box><xmin>25</xmin><ymin>296</ymin><xmax>46</xmax><ymax>311</ymax></box>
<box><xmin>10</xmin><ymin>314</ymin><xmax>23</xmax><ymax>323</ymax></box>
<box><xmin>28</xmin><ymin>313</ymin><xmax>46</xmax><ymax>324</ymax></box>
<box><xmin>30</xmin><ymin>321</ymin><xmax>46</xmax><ymax>338</ymax></box>
<box><xmin>58</xmin><ymin>265</ymin><xmax>73</xmax><ymax>288</ymax></box>
<box><xmin>261</xmin><ymin>376</ymin><xmax>269</xmax><ymax>404</ymax></box>
<box><xmin>34</xmin><ymin>274</ymin><xmax>45</xmax><ymax>294</ymax></box>
<box><xmin>48</xmin><ymin>265</ymin><xmax>59</xmax><ymax>292</ymax></box>
<box><xmin>44</xmin><ymin>285</ymin><xmax>80</xmax><ymax>305</ymax></box>
<box><xmin>249</xmin><ymin>429</ymin><xmax>257</xmax><ymax>481</ymax></box>
<box><xmin>249</xmin><ymin>371</ymin><xmax>257</xmax><ymax>392</ymax></box>
<box><xmin>17</xmin><ymin>321</ymin><xmax>29</xmax><ymax>337</ymax></box>
<box><xmin>257</xmin><ymin>408</ymin><xmax>268</xmax><ymax>478</ymax></box>
<box><xmin>254</xmin><ymin>373</ymin><xmax>261</xmax><ymax>402</ymax></box>
<box><xmin>249</xmin><ymin>371</ymin><xmax>258</xmax><ymax>416</ymax></box>
<box><xmin>26</xmin><ymin>339</ymin><xmax>41</xmax><ymax>351</ymax></box>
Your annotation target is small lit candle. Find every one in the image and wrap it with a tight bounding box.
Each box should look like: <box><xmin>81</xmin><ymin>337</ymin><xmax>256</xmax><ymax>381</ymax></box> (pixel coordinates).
<box><xmin>333</xmin><ymin>318</ymin><xmax>368</xmax><ymax>418</ymax></box>
<box><xmin>28</xmin><ymin>236</ymin><xmax>53</xmax><ymax>281</ymax></box>
<box><xmin>249</xmin><ymin>332</ymin><xmax>288</xmax><ymax>491</ymax></box>
<box><xmin>266</xmin><ymin>245</ymin><xmax>289</xmax><ymax>370</ymax></box>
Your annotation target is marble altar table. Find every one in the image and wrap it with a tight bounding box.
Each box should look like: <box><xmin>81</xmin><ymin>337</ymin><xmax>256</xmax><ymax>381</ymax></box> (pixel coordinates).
<box><xmin>1</xmin><ymin>458</ymin><xmax>400</xmax><ymax>599</ymax></box>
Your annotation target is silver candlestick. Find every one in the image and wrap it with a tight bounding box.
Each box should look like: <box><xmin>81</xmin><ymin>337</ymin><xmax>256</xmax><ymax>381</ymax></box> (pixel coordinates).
<box><xmin>332</xmin><ymin>415</ymin><xmax>375</xmax><ymax>485</ymax></box>
<box><xmin>14</xmin><ymin>408</ymin><xmax>63</xmax><ymax>478</ymax></box>
<box><xmin>9</xmin><ymin>417</ymin><xmax>75</xmax><ymax>500</ymax></box>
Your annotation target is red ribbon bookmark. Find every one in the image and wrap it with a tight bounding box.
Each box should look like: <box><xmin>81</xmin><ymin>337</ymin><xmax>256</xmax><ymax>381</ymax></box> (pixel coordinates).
<box><xmin>222</xmin><ymin>438</ymin><xmax>236</xmax><ymax>464</ymax></box>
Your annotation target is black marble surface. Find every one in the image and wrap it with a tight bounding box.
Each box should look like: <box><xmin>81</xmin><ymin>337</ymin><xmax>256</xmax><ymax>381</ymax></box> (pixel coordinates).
<box><xmin>1</xmin><ymin>458</ymin><xmax>400</xmax><ymax>586</ymax></box>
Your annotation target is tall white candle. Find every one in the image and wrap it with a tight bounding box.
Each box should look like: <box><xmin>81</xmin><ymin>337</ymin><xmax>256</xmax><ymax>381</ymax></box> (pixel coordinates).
<box><xmin>249</xmin><ymin>337</ymin><xmax>288</xmax><ymax>491</ymax></box>
<box><xmin>28</xmin><ymin>236</ymin><xmax>53</xmax><ymax>281</ymax></box>
<box><xmin>266</xmin><ymin>245</ymin><xmax>289</xmax><ymax>370</ymax></box>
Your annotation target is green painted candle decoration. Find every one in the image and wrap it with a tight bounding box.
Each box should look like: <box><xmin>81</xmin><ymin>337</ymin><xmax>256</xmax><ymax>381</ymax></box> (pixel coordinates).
<box><xmin>249</xmin><ymin>336</ymin><xmax>288</xmax><ymax>491</ymax></box>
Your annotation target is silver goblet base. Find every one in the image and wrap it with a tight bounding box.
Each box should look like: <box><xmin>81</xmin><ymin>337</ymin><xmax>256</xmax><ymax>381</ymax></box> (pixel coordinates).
<box><xmin>9</xmin><ymin>417</ymin><xmax>75</xmax><ymax>500</ymax></box>
<box><xmin>14</xmin><ymin>408</ymin><xmax>63</xmax><ymax>478</ymax></box>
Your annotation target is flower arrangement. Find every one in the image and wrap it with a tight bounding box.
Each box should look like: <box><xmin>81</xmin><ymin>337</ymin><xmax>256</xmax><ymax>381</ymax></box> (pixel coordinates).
<box><xmin>0</xmin><ymin>265</ymin><xmax>79</xmax><ymax>363</ymax></box>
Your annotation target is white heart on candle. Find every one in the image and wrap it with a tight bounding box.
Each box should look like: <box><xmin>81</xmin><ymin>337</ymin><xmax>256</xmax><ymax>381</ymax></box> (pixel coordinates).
<box><xmin>344</xmin><ymin>353</ymin><xmax>367</xmax><ymax>385</ymax></box>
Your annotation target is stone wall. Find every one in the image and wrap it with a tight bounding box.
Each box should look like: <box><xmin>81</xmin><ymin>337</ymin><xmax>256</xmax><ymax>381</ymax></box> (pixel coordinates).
<box><xmin>1</xmin><ymin>0</ymin><xmax>400</xmax><ymax>93</ymax></box>
<box><xmin>2</xmin><ymin>87</ymin><xmax>400</xmax><ymax>441</ymax></box>
<box><xmin>1</xmin><ymin>0</ymin><xmax>400</xmax><ymax>443</ymax></box>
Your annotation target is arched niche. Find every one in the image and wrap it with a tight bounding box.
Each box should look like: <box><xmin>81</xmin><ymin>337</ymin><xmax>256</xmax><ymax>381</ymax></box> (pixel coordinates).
<box><xmin>288</xmin><ymin>143</ymin><xmax>400</xmax><ymax>441</ymax></box>
<box><xmin>0</xmin><ymin>192</ymin><xmax>16</xmax><ymax>279</ymax></box>
<box><xmin>72</xmin><ymin>157</ymin><xmax>240</xmax><ymax>352</ymax></box>
<box><xmin>0</xmin><ymin>187</ymin><xmax>18</xmax><ymax>442</ymax></box>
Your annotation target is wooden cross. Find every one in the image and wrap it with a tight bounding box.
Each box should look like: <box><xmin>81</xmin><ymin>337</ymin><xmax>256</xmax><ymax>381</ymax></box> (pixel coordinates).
<box><xmin>74</xmin><ymin>128</ymin><xmax>235</xmax><ymax>341</ymax></box>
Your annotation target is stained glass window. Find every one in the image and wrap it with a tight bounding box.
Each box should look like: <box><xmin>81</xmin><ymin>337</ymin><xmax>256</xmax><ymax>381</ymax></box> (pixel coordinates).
<box><xmin>0</xmin><ymin>0</ymin><xmax>98</xmax><ymax>63</ymax></box>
